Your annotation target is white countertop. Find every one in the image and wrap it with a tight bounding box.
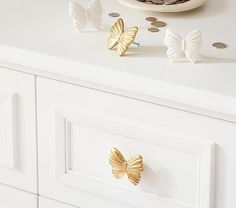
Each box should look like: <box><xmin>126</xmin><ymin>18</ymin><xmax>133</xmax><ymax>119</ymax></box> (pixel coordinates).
<box><xmin>0</xmin><ymin>0</ymin><xmax>236</xmax><ymax>122</ymax></box>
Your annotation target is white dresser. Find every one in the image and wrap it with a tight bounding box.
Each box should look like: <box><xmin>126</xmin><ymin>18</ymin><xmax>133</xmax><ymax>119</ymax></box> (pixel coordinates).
<box><xmin>0</xmin><ymin>0</ymin><xmax>236</xmax><ymax>207</ymax></box>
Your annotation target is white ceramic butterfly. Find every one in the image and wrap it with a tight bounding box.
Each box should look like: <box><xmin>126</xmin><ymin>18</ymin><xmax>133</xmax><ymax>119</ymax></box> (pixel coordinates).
<box><xmin>68</xmin><ymin>0</ymin><xmax>103</xmax><ymax>32</ymax></box>
<box><xmin>164</xmin><ymin>29</ymin><xmax>203</xmax><ymax>63</ymax></box>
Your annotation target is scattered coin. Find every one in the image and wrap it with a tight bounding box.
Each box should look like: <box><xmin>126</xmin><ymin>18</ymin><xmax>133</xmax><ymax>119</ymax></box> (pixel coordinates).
<box><xmin>145</xmin><ymin>17</ymin><xmax>157</xmax><ymax>22</ymax></box>
<box><xmin>212</xmin><ymin>42</ymin><xmax>228</xmax><ymax>49</ymax></box>
<box><xmin>148</xmin><ymin>27</ymin><xmax>160</xmax><ymax>32</ymax></box>
<box><xmin>108</xmin><ymin>12</ymin><xmax>120</xmax><ymax>18</ymax></box>
<box><xmin>151</xmin><ymin>21</ymin><xmax>167</xmax><ymax>27</ymax></box>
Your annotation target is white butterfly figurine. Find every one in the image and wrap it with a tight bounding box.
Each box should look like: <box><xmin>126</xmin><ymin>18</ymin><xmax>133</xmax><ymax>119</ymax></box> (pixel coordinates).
<box><xmin>164</xmin><ymin>29</ymin><xmax>203</xmax><ymax>63</ymax></box>
<box><xmin>69</xmin><ymin>0</ymin><xmax>103</xmax><ymax>32</ymax></box>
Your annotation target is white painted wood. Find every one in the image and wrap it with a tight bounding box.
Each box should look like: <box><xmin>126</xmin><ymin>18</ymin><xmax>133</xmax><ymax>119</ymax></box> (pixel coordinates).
<box><xmin>0</xmin><ymin>91</ymin><xmax>16</xmax><ymax>168</ymax></box>
<box><xmin>0</xmin><ymin>67</ymin><xmax>37</xmax><ymax>193</ymax></box>
<box><xmin>0</xmin><ymin>183</ymin><xmax>37</xmax><ymax>208</ymax></box>
<box><xmin>0</xmin><ymin>0</ymin><xmax>235</xmax><ymax>123</ymax></box>
<box><xmin>53</xmin><ymin>104</ymin><xmax>214</xmax><ymax>208</ymax></box>
<box><xmin>37</xmin><ymin>77</ymin><xmax>222</xmax><ymax>208</ymax></box>
<box><xmin>0</xmin><ymin>1</ymin><xmax>235</xmax><ymax>207</ymax></box>
<box><xmin>40</xmin><ymin>197</ymin><xmax>77</xmax><ymax>208</ymax></box>
<box><xmin>40</xmin><ymin>196</ymin><xmax>129</xmax><ymax>208</ymax></box>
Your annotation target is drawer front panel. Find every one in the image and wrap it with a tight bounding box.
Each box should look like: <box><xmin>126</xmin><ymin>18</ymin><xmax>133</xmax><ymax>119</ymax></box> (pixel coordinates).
<box><xmin>39</xmin><ymin>197</ymin><xmax>76</xmax><ymax>208</ymax></box>
<box><xmin>0</xmin><ymin>67</ymin><xmax>37</xmax><ymax>192</ymax></box>
<box><xmin>0</xmin><ymin>184</ymin><xmax>37</xmax><ymax>208</ymax></box>
<box><xmin>38</xmin><ymin>77</ymin><xmax>214</xmax><ymax>208</ymax></box>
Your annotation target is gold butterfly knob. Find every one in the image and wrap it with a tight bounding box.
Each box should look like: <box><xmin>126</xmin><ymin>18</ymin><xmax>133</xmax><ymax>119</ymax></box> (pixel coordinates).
<box><xmin>108</xmin><ymin>18</ymin><xmax>139</xmax><ymax>57</ymax></box>
<box><xmin>109</xmin><ymin>148</ymin><xmax>144</xmax><ymax>185</ymax></box>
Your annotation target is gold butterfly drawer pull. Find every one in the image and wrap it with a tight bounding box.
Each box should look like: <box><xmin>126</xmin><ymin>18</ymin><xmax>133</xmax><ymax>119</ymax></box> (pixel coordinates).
<box><xmin>108</xmin><ymin>18</ymin><xmax>139</xmax><ymax>57</ymax></box>
<box><xmin>109</xmin><ymin>148</ymin><xmax>144</xmax><ymax>186</ymax></box>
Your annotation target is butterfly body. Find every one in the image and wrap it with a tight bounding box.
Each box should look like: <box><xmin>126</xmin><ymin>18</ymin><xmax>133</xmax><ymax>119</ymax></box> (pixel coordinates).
<box><xmin>109</xmin><ymin>148</ymin><xmax>144</xmax><ymax>185</ymax></box>
<box><xmin>108</xmin><ymin>18</ymin><xmax>138</xmax><ymax>57</ymax></box>
<box><xmin>164</xmin><ymin>29</ymin><xmax>203</xmax><ymax>63</ymax></box>
<box><xmin>69</xmin><ymin>0</ymin><xmax>103</xmax><ymax>32</ymax></box>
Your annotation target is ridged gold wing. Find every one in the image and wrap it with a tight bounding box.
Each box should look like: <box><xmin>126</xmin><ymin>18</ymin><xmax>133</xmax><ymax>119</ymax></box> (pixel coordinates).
<box><xmin>109</xmin><ymin>148</ymin><xmax>126</xmax><ymax>179</ymax></box>
<box><xmin>126</xmin><ymin>155</ymin><xmax>144</xmax><ymax>186</ymax></box>
<box><xmin>109</xmin><ymin>148</ymin><xmax>144</xmax><ymax>185</ymax></box>
<box><xmin>108</xmin><ymin>18</ymin><xmax>124</xmax><ymax>50</ymax></box>
<box><xmin>117</xmin><ymin>27</ymin><xmax>138</xmax><ymax>56</ymax></box>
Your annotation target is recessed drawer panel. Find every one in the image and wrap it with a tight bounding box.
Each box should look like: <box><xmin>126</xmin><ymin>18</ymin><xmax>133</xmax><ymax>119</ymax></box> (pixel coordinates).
<box><xmin>0</xmin><ymin>67</ymin><xmax>37</xmax><ymax>192</ymax></box>
<box><xmin>37</xmin><ymin>77</ymin><xmax>215</xmax><ymax>208</ymax></box>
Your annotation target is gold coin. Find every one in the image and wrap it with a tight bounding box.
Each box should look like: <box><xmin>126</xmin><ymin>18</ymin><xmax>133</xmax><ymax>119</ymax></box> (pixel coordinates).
<box><xmin>148</xmin><ymin>27</ymin><xmax>159</xmax><ymax>32</ymax></box>
<box><xmin>108</xmin><ymin>12</ymin><xmax>120</xmax><ymax>17</ymax></box>
<box><xmin>212</xmin><ymin>42</ymin><xmax>228</xmax><ymax>49</ymax></box>
<box><xmin>146</xmin><ymin>17</ymin><xmax>157</xmax><ymax>22</ymax></box>
<box><xmin>151</xmin><ymin>21</ymin><xmax>167</xmax><ymax>27</ymax></box>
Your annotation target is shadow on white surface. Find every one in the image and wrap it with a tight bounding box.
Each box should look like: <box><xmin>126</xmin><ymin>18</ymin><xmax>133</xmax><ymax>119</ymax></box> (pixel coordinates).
<box><xmin>139</xmin><ymin>164</ymin><xmax>175</xmax><ymax>198</ymax></box>
<box><xmin>126</xmin><ymin>46</ymin><xmax>236</xmax><ymax>64</ymax></box>
<box><xmin>126</xmin><ymin>46</ymin><xmax>167</xmax><ymax>58</ymax></box>
<box><xmin>200</xmin><ymin>56</ymin><xmax>236</xmax><ymax>64</ymax></box>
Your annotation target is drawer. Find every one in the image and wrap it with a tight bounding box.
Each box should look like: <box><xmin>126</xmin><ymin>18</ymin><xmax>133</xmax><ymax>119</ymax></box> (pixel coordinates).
<box><xmin>0</xmin><ymin>183</ymin><xmax>37</xmax><ymax>208</ymax></box>
<box><xmin>37</xmin><ymin>78</ymin><xmax>235</xmax><ymax>208</ymax></box>
<box><xmin>0</xmin><ymin>67</ymin><xmax>37</xmax><ymax>192</ymax></box>
<box><xmin>39</xmin><ymin>197</ymin><xmax>77</xmax><ymax>208</ymax></box>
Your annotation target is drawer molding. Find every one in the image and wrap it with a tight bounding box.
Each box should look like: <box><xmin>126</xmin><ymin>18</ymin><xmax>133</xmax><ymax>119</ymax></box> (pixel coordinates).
<box><xmin>0</xmin><ymin>91</ymin><xmax>17</xmax><ymax>169</ymax></box>
<box><xmin>53</xmin><ymin>104</ymin><xmax>215</xmax><ymax>208</ymax></box>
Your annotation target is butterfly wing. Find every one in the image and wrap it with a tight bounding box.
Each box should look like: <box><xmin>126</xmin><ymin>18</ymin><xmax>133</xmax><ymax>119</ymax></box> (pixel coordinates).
<box><xmin>184</xmin><ymin>30</ymin><xmax>202</xmax><ymax>63</ymax></box>
<box><xmin>117</xmin><ymin>27</ymin><xmax>138</xmax><ymax>56</ymax></box>
<box><xmin>108</xmin><ymin>18</ymin><xmax>125</xmax><ymax>50</ymax></box>
<box><xmin>69</xmin><ymin>1</ymin><xmax>86</xmax><ymax>32</ymax></box>
<box><xmin>87</xmin><ymin>0</ymin><xmax>103</xmax><ymax>30</ymax></box>
<box><xmin>127</xmin><ymin>155</ymin><xmax>144</xmax><ymax>185</ymax></box>
<box><xmin>164</xmin><ymin>29</ymin><xmax>182</xmax><ymax>62</ymax></box>
<box><xmin>109</xmin><ymin>148</ymin><xmax>126</xmax><ymax>179</ymax></box>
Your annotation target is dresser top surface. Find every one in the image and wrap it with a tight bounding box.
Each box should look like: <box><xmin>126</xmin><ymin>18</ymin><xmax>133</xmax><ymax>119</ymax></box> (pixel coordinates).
<box><xmin>0</xmin><ymin>0</ymin><xmax>236</xmax><ymax>122</ymax></box>
<box><xmin>0</xmin><ymin>0</ymin><xmax>235</xmax><ymax>96</ymax></box>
